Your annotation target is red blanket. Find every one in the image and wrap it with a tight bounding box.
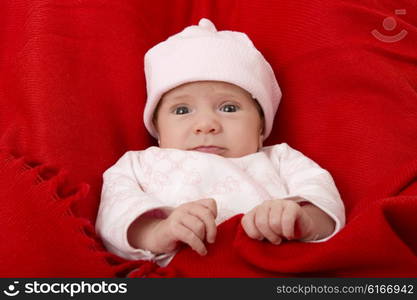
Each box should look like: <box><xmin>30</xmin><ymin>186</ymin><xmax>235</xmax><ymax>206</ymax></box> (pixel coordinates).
<box><xmin>1</xmin><ymin>0</ymin><xmax>416</xmax><ymax>277</ymax></box>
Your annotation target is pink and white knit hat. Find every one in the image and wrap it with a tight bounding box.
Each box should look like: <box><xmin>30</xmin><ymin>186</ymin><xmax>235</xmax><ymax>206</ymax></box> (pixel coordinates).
<box><xmin>143</xmin><ymin>18</ymin><xmax>281</xmax><ymax>140</ymax></box>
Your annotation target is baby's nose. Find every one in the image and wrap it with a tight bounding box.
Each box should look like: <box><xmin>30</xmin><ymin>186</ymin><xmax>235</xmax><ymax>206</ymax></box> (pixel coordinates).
<box><xmin>194</xmin><ymin>117</ymin><xmax>221</xmax><ymax>134</ymax></box>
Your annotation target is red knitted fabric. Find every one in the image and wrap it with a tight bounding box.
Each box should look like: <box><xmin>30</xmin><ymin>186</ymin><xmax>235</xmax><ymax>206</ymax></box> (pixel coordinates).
<box><xmin>1</xmin><ymin>0</ymin><xmax>416</xmax><ymax>277</ymax></box>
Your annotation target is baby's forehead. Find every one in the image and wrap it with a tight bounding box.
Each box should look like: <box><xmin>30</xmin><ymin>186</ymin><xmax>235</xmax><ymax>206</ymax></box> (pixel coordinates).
<box><xmin>163</xmin><ymin>81</ymin><xmax>252</xmax><ymax>100</ymax></box>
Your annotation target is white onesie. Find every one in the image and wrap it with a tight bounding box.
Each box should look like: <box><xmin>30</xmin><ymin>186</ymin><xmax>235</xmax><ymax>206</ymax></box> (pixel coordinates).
<box><xmin>96</xmin><ymin>143</ymin><xmax>345</xmax><ymax>266</ymax></box>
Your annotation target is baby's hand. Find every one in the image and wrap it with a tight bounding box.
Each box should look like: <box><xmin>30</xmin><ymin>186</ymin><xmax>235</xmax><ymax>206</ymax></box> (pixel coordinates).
<box><xmin>241</xmin><ymin>199</ymin><xmax>314</xmax><ymax>244</ymax></box>
<box><xmin>153</xmin><ymin>198</ymin><xmax>217</xmax><ymax>255</ymax></box>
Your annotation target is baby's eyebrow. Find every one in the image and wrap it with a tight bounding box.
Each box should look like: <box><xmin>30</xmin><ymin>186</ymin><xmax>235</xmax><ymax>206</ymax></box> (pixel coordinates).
<box><xmin>214</xmin><ymin>92</ymin><xmax>239</xmax><ymax>99</ymax></box>
<box><xmin>162</xmin><ymin>95</ymin><xmax>192</xmax><ymax>106</ymax></box>
<box><xmin>170</xmin><ymin>94</ymin><xmax>192</xmax><ymax>100</ymax></box>
<box><xmin>165</xmin><ymin>92</ymin><xmax>241</xmax><ymax>104</ymax></box>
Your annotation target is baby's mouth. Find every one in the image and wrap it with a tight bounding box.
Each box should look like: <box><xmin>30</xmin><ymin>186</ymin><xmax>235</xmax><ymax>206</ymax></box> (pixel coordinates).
<box><xmin>191</xmin><ymin>146</ymin><xmax>226</xmax><ymax>155</ymax></box>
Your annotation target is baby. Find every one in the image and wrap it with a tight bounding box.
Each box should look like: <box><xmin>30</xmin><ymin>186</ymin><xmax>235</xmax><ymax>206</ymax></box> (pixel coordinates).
<box><xmin>95</xmin><ymin>19</ymin><xmax>345</xmax><ymax>266</ymax></box>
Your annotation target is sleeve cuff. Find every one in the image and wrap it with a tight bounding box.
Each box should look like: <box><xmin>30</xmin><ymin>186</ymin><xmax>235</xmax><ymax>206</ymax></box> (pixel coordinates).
<box><xmin>121</xmin><ymin>206</ymin><xmax>173</xmax><ymax>261</ymax></box>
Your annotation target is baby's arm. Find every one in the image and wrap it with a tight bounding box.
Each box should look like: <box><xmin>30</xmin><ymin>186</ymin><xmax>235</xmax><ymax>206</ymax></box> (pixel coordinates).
<box><xmin>241</xmin><ymin>198</ymin><xmax>334</xmax><ymax>244</ymax></box>
<box><xmin>96</xmin><ymin>151</ymin><xmax>173</xmax><ymax>261</ymax></box>
<box><xmin>242</xmin><ymin>143</ymin><xmax>345</xmax><ymax>243</ymax></box>
<box><xmin>97</xmin><ymin>151</ymin><xmax>218</xmax><ymax>260</ymax></box>
<box><xmin>127</xmin><ymin>198</ymin><xmax>217</xmax><ymax>256</ymax></box>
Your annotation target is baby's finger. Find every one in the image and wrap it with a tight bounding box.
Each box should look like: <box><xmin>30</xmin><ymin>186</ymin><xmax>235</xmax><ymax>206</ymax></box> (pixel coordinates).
<box><xmin>197</xmin><ymin>198</ymin><xmax>218</xmax><ymax>219</ymax></box>
<box><xmin>181</xmin><ymin>214</ymin><xmax>206</xmax><ymax>241</ymax></box>
<box><xmin>281</xmin><ymin>202</ymin><xmax>299</xmax><ymax>240</ymax></box>
<box><xmin>173</xmin><ymin>223</ymin><xmax>207</xmax><ymax>256</ymax></box>
<box><xmin>190</xmin><ymin>205</ymin><xmax>217</xmax><ymax>244</ymax></box>
<box><xmin>241</xmin><ymin>209</ymin><xmax>262</xmax><ymax>240</ymax></box>
<box><xmin>268</xmin><ymin>202</ymin><xmax>284</xmax><ymax>238</ymax></box>
<box><xmin>255</xmin><ymin>205</ymin><xmax>281</xmax><ymax>244</ymax></box>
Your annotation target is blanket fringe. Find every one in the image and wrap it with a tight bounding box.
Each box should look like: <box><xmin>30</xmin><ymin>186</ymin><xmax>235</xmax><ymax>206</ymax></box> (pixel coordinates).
<box><xmin>0</xmin><ymin>147</ymin><xmax>160</xmax><ymax>277</ymax></box>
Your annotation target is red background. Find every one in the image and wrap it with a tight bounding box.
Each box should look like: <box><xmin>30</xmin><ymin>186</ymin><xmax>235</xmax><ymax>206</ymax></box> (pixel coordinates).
<box><xmin>1</xmin><ymin>0</ymin><xmax>416</xmax><ymax>277</ymax></box>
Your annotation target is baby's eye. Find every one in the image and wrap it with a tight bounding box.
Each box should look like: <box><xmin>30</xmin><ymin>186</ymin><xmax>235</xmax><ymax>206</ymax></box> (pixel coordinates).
<box><xmin>220</xmin><ymin>104</ymin><xmax>239</xmax><ymax>113</ymax></box>
<box><xmin>173</xmin><ymin>106</ymin><xmax>190</xmax><ymax>115</ymax></box>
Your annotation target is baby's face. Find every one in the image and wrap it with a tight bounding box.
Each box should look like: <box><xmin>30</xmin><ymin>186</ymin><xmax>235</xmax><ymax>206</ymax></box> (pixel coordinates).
<box><xmin>153</xmin><ymin>81</ymin><xmax>264</xmax><ymax>158</ymax></box>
